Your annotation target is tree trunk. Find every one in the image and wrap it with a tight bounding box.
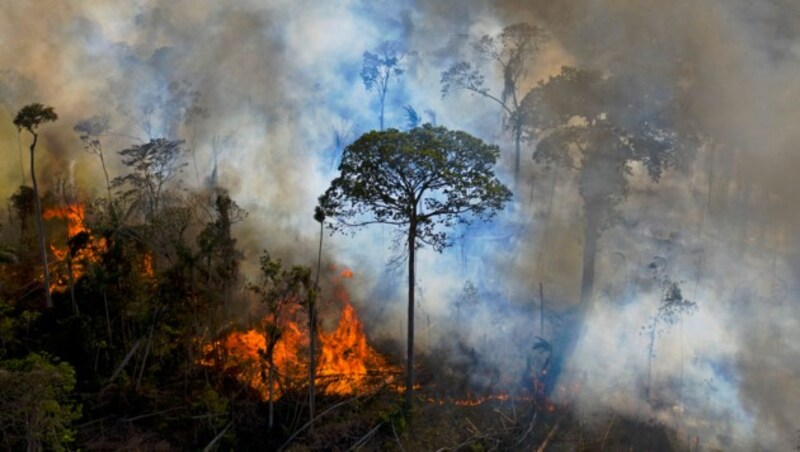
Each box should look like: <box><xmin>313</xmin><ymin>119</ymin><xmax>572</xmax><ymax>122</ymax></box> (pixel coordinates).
<box><xmin>645</xmin><ymin>316</ymin><xmax>658</xmax><ymax>400</ymax></box>
<box><xmin>514</xmin><ymin>122</ymin><xmax>522</xmax><ymax>186</ymax></box>
<box><xmin>104</xmin><ymin>288</ymin><xmax>113</xmax><ymax>346</ymax></box>
<box><xmin>29</xmin><ymin>133</ymin><xmax>52</xmax><ymax>309</ymax></box>
<box><xmin>67</xmin><ymin>257</ymin><xmax>78</xmax><ymax>315</ymax></box>
<box><xmin>405</xmin><ymin>218</ymin><xmax>416</xmax><ymax>414</ymax></box>
<box><xmin>268</xmin><ymin>357</ymin><xmax>275</xmax><ymax>429</ymax></box>
<box><xmin>579</xmin><ymin>220</ymin><xmax>599</xmax><ymax>310</ymax></box>
<box><xmin>544</xmin><ymin>214</ymin><xmax>599</xmax><ymax>396</ymax></box>
<box><xmin>309</xmin><ymin>221</ymin><xmax>323</xmax><ymax>432</ymax></box>
<box><xmin>99</xmin><ymin>151</ymin><xmax>112</xmax><ymax>202</ymax></box>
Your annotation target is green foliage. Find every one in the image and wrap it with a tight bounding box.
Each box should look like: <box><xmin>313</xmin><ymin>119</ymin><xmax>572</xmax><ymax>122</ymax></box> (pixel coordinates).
<box><xmin>10</xmin><ymin>186</ymin><xmax>35</xmax><ymax>222</ymax></box>
<box><xmin>112</xmin><ymin>138</ymin><xmax>187</xmax><ymax>220</ymax></box>
<box><xmin>319</xmin><ymin>124</ymin><xmax>512</xmax><ymax>252</ymax></box>
<box><xmin>0</xmin><ymin>353</ymin><xmax>81</xmax><ymax>451</ymax></box>
<box><xmin>13</xmin><ymin>103</ymin><xmax>58</xmax><ymax>133</ymax></box>
<box><xmin>0</xmin><ymin>298</ymin><xmax>39</xmax><ymax>357</ymax></box>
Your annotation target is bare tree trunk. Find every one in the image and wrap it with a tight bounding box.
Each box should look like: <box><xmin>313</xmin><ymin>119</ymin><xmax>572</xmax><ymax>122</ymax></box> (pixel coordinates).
<box><xmin>98</xmin><ymin>151</ymin><xmax>112</xmax><ymax>202</ymax></box>
<box><xmin>18</xmin><ymin>130</ymin><xmax>26</xmax><ymax>186</ymax></box>
<box><xmin>580</xmin><ymin>222</ymin><xmax>598</xmax><ymax>310</ymax></box>
<box><xmin>104</xmin><ymin>288</ymin><xmax>113</xmax><ymax>346</ymax></box>
<box><xmin>645</xmin><ymin>316</ymin><xmax>658</xmax><ymax>400</ymax></box>
<box><xmin>67</xmin><ymin>257</ymin><xmax>78</xmax><ymax>315</ymax></box>
<box><xmin>29</xmin><ymin>133</ymin><xmax>52</xmax><ymax>309</ymax></box>
<box><xmin>540</xmin><ymin>282</ymin><xmax>545</xmax><ymax>337</ymax></box>
<box><xmin>405</xmin><ymin>218</ymin><xmax>416</xmax><ymax>414</ymax></box>
<box><xmin>514</xmin><ymin>123</ymin><xmax>522</xmax><ymax>186</ymax></box>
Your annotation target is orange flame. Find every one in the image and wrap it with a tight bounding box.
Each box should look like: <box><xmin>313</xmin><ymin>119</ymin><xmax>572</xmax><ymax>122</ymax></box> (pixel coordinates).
<box><xmin>317</xmin><ymin>285</ymin><xmax>393</xmax><ymax>395</ymax></box>
<box><xmin>42</xmin><ymin>204</ymin><xmax>106</xmax><ymax>292</ymax></box>
<box><xmin>203</xmin><ymin>269</ymin><xmax>397</xmax><ymax>400</ymax></box>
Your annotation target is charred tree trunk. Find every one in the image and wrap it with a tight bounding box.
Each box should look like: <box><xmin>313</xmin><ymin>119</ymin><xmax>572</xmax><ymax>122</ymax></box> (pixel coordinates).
<box><xmin>405</xmin><ymin>216</ymin><xmax>417</xmax><ymax>414</ymax></box>
<box><xmin>29</xmin><ymin>132</ymin><xmax>52</xmax><ymax>309</ymax></box>
<box><xmin>268</xmin><ymin>356</ymin><xmax>275</xmax><ymax>429</ymax></box>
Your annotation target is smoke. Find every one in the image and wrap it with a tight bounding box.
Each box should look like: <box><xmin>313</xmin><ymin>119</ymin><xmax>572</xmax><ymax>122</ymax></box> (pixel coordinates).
<box><xmin>1</xmin><ymin>0</ymin><xmax>798</xmax><ymax>449</ymax></box>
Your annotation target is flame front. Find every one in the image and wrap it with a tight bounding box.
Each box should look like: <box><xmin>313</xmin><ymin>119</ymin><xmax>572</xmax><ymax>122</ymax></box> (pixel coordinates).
<box><xmin>317</xmin><ymin>285</ymin><xmax>394</xmax><ymax>395</ymax></box>
<box><xmin>42</xmin><ymin>204</ymin><xmax>106</xmax><ymax>292</ymax></box>
<box><xmin>204</xmin><ymin>271</ymin><xmax>397</xmax><ymax>400</ymax></box>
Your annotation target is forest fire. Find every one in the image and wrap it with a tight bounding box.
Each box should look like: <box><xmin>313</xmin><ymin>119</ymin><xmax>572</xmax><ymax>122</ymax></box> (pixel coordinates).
<box><xmin>41</xmin><ymin>204</ymin><xmax>106</xmax><ymax>292</ymax></box>
<box><xmin>204</xmin><ymin>270</ymin><xmax>397</xmax><ymax>400</ymax></box>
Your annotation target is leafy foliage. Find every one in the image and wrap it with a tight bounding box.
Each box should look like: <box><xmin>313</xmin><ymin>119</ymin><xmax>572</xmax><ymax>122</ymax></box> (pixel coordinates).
<box><xmin>319</xmin><ymin>124</ymin><xmax>512</xmax><ymax>251</ymax></box>
<box><xmin>522</xmin><ymin>66</ymin><xmax>687</xmax><ymax>236</ymax></box>
<box><xmin>441</xmin><ymin>23</ymin><xmax>549</xmax><ymax>181</ymax></box>
<box><xmin>0</xmin><ymin>353</ymin><xmax>81</xmax><ymax>451</ymax></box>
<box><xmin>361</xmin><ymin>40</ymin><xmax>405</xmax><ymax>130</ymax></box>
<box><xmin>13</xmin><ymin>103</ymin><xmax>58</xmax><ymax>133</ymax></box>
<box><xmin>112</xmin><ymin>138</ymin><xmax>187</xmax><ymax>220</ymax></box>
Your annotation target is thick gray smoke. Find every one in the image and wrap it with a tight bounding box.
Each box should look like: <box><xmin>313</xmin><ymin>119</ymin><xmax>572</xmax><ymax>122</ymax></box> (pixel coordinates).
<box><xmin>0</xmin><ymin>1</ymin><xmax>797</xmax><ymax>449</ymax></box>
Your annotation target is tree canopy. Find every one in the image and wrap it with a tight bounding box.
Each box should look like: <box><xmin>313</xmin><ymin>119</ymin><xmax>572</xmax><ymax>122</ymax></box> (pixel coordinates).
<box><xmin>13</xmin><ymin>103</ymin><xmax>58</xmax><ymax>134</ymax></box>
<box><xmin>441</xmin><ymin>23</ymin><xmax>549</xmax><ymax>183</ymax></box>
<box><xmin>319</xmin><ymin>123</ymin><xmax>511</xmax><ymax>413</ymax></box>
<box><xmin>319</xmin><ymin>124</ymin><xmax>512</xmax><ymax>250</ymax></box>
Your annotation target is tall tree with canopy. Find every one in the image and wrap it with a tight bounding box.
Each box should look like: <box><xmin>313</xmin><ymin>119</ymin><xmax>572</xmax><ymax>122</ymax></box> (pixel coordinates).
<box><xmin>318</xmin><ymin>124</ymin><xmax>512</xmax><ymax>413</ymax></box>
<box><xmin>521</xmin><ymin>66</ymin><xmax>690</xmax><ymax>311</ymax></box>
<box><xmin>442</xmin><ymin>23</ymin><xmax>549</xmax><ymax>184</ymax></box>
<box><xmin>361</xmin><ymin>40</ymin><xmax>405</xmax><ymax>131</ymax></box>
<box><xmin>13</xmin><ymin>103</ymin><xmax>58</xmax><ymax>308</ymax></box>
<box><xmin>519</xmin><ymin>66</ymin><xmax>694</xmax><ymax>384</ymax></box>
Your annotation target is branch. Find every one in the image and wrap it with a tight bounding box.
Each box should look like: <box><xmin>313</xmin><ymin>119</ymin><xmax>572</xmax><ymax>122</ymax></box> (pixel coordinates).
<box><xmin>337</xmin><ymin>218</ymin><xmax>408</xmax><ymax>228</ymax></box>
<box><xmin>203</xmin><ymin>421</ymin><xmax>233</xmax><ymax>452</ymax></box>
<box><xmin>466</xmin><ymin>86</ymin><xmax>513</xmax><ymax>115</ymax></box>
<box><xmin>346</xmin><ymin>422</ymin><xmax>384</xmax><ymax>451</ymax></box>
<box><xmin>279</xmin><ymin>395</ymin><xmax>363</xmax><ymax>451</ymax></box>
<box><xmin>536</xmin><ymin>420</ymin><xmax>560</xmax><ymax>452</ymax></box>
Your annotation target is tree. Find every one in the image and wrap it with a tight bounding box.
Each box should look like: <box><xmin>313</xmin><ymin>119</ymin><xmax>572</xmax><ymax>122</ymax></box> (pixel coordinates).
<box><xmin>361</xmin><ymin>41</ymin><xmax>405</xmax><ymax>131</ymax></box>
<box><xmin>521</xmin><ymin>66</ymin><xmax>686</xmax><ymax>311</ymax></box>
<box><xmin>0</xmin><ymin>353</ymin><xmax>81</xmax><ymax>451</ymax></box>
<box><xmin>112</xmin><ymin>138</ymin><xmax>187</xmax><ymax>222</ymax></box>
<box><xmin>442</xmin><ymin>23</ymin><xmax>549</xmax><ymax>184</ymax></box>
<box><xmin>519</xmin><ymin>66</ymin><xmax>691</xmax><ymax>387</ymax></box>
<box><xmin>249</xmin><ymin>251</ymin><xmax>311</xmax><ymax>429</ymax></box>
<box><xmin>309</xmin><ymin>206</ymin><xmax>326</xmax><ymax>431</ymax></box>
<box><xmin>642</xmin><ymin>278</ymin><xmax>697</xmax><ymax>400</ymax></box>
<box><xmin>14</xmin><ymin>103</ymin><xmax>58</xmax><ymax>309</ymax></box>
<box><xmin>318</xmin><ymin>124</ymin><xmax>511</xmax><ymax>413</ymax></box>
<box><xmin>74</xmin><ymin>115</ymin><xmax>113</xmax><ymax>200</ymax></box>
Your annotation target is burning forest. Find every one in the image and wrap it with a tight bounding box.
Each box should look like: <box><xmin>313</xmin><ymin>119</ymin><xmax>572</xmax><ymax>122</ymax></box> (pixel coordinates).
<box><xmin>1</xmin><ymin>1</ymin><xmax>799</xmax><ymax>450</ymax></box>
